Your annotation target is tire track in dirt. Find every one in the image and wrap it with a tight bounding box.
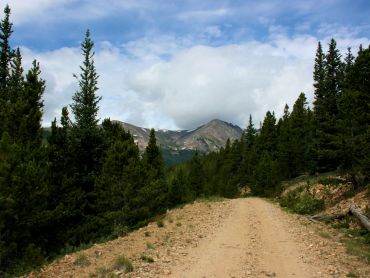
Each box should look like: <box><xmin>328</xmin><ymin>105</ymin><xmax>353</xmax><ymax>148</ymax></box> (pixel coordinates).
<box><xmin>170</xmin><ymin>198</ymin><xmax>315</xmax><ymax>277</ymax></box>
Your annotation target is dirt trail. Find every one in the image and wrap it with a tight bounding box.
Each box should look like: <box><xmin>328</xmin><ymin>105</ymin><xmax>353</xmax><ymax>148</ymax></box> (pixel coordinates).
<box><xmin>171</xmin><ymin>198</ymin><xmax>315</xmax><ymax>277</ymax></box>
<box><xmin>30</xmin><ymin>198</ymin><xmax>370</xmax><ymax>278</ymax></box>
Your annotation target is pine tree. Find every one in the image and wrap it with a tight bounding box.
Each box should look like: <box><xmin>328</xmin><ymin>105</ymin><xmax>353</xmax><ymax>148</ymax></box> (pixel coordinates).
<box><xmin>71</xmin><ymin>30</ymin><xmax>101</xmax><ymax>129</ymax></box>
<box><xmin>239</xmin><ymin>115</ymin><xmax>257</xmax><ymax>185</ymax></box>
<box><xmin>344</xmin><ymin>47</ymin><xmax>355</xmax><ymax>80</ymax></box>
<box><xmin>187</xmin><ymin>151</ymin><xmax>205</xmax><ymax>198</ymax></box>
<box><xmin>338</xmin><ymin>46</ymin><xmax>370</xmax><ymax>184</ymax></box>
<box><xmin>244</xmin><ymin>114</ymin><xmax>256</xmax><ymax>148</ymax></box>
<box><xmin>314</xmin><ymin>39</ymin><xmax>343</xmax><ymax>172</ymax></box>
<box><xmin>66</xmin><ymin>30</ymin><xmax>104</xmax><ymax>242</ymax></box>
<box><xmin>168</xmin><ymin>167</ymin><xmax>188</xmax><ymax>206</ymax></box>
<box><xmin>95</xmin><ymin>132</ymin><xmax>140</xmax><ymax>236</ymax></box>
<box><xmin>0</xmin><ymin>5</ymin><xmax>13</xmax><ymax>136</ymax></box>
<box><xmin>324</xmin><ymin>38</ymin><xmax>343</xmax><ymax>113</ymax></box>
<box><xmin>0</xmin><ymin>4</ymin><xmax>13</xmax><ymax>90</ymax></box>
<box><xmin>277</xmin><ymin>104</ymin><xmax>293</xmax><ymax>178</ymax></box>
<box><xmin>0</xmin><ymin>132</ymin><xmax>18</xmax><ymax>270</ymax></box>
<box><xmin>313</xmin><ymin>41</ymin><xmax>325</xmax><ymax>117</ymax></box>
<box><xmin>133</xmin><ymin>128</ymin><xmax>167</xmax><ymax>222</ymax></box>
<box><xmin>257</xmin><ymin>111</ymin><xmax>277</xmax><ymax>155</ymax></box>
<box><xmin>289</xmin><ymin>93</ymin><xmax>311</xmax><ymax>175</ymax></box>
<box><xmin>143</xmin><ymin>128</ymin><xmax>164</xmax><ymax>178</ymax></box>
<box><xmin>19</xmin><ymin>60</ymin><xmax>45</xmax><ymax>146</ymax></box>
<box><xmin>70</xmin><ymin>29</ymin><xmax>103</xmax><ymax>189</ymax></box>
<box><xmin>7</xmin><ymin>48</ymin><xmax>24</xmax><ymax>139</ymax></box>
<box><xmin>251</xmin><ymin>151</ymin><xmax>280</xmax><ymax>196</ymax></box>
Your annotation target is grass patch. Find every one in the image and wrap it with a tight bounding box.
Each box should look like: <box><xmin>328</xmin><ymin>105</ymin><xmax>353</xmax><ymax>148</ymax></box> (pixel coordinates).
<box><xmin>144</xmin><ymin>231</ymin><xmax>150</xmax><ymax>237</ymax></box>
<box><xmin>197</xmin><ymin>196</ymin><xmax>226</xmax><ymax>203</ymax></box>
<box><xmin>317</xmin><ymin>176</ymin><xmax>343</xmax><ymax>186</ymax></box>
<box><xmin>146</xmin><ymin>242</ymin><xmax>155</xmax><ymax>249</ymax></box>
<box><xmin>156</xmin><ymin>220</ymin><xmax>164</xmax><ymax>228</ymax></box>
<box><xmin>318</xmin><ymin>231</ymin><xmax>331</xmax><ymax>239</ymax></box>
<box><xmin>140</xmin><ymin>254</ymin><xmax>154</xmax><ymax>263</ymax></box>
<box><xmin>113</xmin><ymin>255</ymin><xmax>133</xmax><ymax>273</ymax></box>
<box><xmin>176</xmin><ymin>222</ymin><xmax>182</xmax><ymax>227</ymax></box>
<box><xmin>346</xmin><ymin>272</ymin><xmax>359</xmax><ymax>277</ymax></box>
<box><xmin>90</xmin><ymin>266</ymin><xmax>110</xmax><ymax>278</ymax></box>
<box><xmin>280</xmin><ymin>188</ymin><xmax>325</xmax><ymax>215</ymax></box>
<box><xmin>342</xmin><ymin>237</ymin><xmax>370</xmax><ymax>262</ymax></box>
<box><xmin>73</xmin><ymin>253</ymin><xmax>90</xmax><ymax>267</ymax></box>
<box><xmin>163</xmin><ymin>234</ymin><xmax>170</xmax><ymax>243</ymax></box>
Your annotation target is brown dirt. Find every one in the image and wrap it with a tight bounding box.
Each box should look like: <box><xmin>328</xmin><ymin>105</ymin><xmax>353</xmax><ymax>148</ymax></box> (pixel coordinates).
<box><xmin>26</xmin><ymin>198</ymin><xmax>370</xmax><ymax>278</ymax></box>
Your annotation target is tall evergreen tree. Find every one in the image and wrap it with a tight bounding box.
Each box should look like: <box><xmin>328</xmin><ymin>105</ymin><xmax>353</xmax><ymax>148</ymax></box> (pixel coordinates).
<box><xmin>19</xmin><ymin>60</ymin><xmax>45</xmax><ymax>146</ymax></box>
<box><xmin>244</xmin><ymin>114</ymin><xmax>256</xmax><ymax>148</ymax></box>
<box><xmin>0</xmin><ymin>5</ymin><xmax>13</xmax><ymax>136</ymax></box>
<box><xmin>71</xmin><ymin>30</ymin><xmax>101</xmax><ymax>128</ymax></box>
<box><xmin>314</xmin><ymin>39</ymin><xmax>343</xmax><ymax>171</ymax></box>
<box><xmin>313</xmin><ymin>41</ymin><xmax>325</xmax><ymax>115</ymax></box>
<box><xmin>187</xmin><ymin>151</ymin><xmax>205</xmax><ymax>198</ymax></box>
<box><xmin>277</xmin><ymin>104</ymin><xmax>293</xmax><ymax>178</ymax></box>
<box><xmin>257</xmin><ymin>111</ymin><xmax>277</xmax><ymax>155</ymax></box>
<box><xmin>0</xmin><ymin>4</ymin><xmax>12</xmax><ymax>90</ymax></box>
<box><xmin>289</xmin><ymin>93</ymin><xmax>311</xmax><ymax>175</ymax></box>
<box><xmin>324</xmin><ymin>38</ymin><xmax>343</xmax><ymax>113</ymax></box>
<box><xmin>143</xmin><ymin>128</ymin><xmax>164</xmax><ymax>178</ymax></box>
<box><xmin>6</xmin><ymin>48</ymin><xmax>24</xmax><ymax>139</ymax></box>
<box><xmin>136</xmin><ymin>128</ymin><xmax>167</xmax><ymax>221</ymax></box>
<box><xmin>67</xmin><ymin>30</ymin><xmax>104</xmax><ymax>242</ymax></box>
<box><xmin>239</xmin><ymin>115</ymin><xmax>257</xmax><ymax>185</ymax></box>
<box><xmin>338</xmin><ymin>45</ymin><xmax>370</xmax><ymax>183</ymax></box>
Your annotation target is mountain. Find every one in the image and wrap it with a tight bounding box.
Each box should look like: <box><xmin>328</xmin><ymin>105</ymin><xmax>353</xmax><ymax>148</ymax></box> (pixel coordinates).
<box><xmin>115</xmin><ymin>119</ymin><xmax>243</xmax><ymax>165</ymax></box>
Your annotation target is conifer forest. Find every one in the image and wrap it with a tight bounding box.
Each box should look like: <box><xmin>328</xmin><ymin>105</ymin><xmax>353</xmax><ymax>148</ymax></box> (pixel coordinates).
<box><xmin>0</xmin><ymin>5</ymin><xmax>369</xmax><ymax>276</ymax></box>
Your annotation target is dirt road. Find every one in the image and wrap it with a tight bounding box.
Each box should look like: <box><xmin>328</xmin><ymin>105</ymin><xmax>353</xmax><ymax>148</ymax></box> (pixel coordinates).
<box><xmin>32</xmin><ymin>198</ymin><xmax>369</xmax><ymax>278</ymax></box>
<box><xmin>171</xmin><ymin>198</ymin><xmax>316</xmax><ymax>277</ymax></box>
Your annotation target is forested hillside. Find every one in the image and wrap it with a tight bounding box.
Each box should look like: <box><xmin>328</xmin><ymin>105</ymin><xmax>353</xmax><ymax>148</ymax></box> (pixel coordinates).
<box><xmin>169</xmin><ymin>39</ymin><xmax>370</xmax><ymax>198</ymax></box>
<box><xmin>0</xmin><ymin>5</ymin><xmax>369</xmax><ymax>276</ymax></box>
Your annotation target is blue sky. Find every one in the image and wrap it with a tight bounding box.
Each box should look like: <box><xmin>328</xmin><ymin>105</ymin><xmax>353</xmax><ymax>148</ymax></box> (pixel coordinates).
<box><xmin>4</xmin><ymin>0</ymin><xmax>370</xmax><ymax>129</ymax></box>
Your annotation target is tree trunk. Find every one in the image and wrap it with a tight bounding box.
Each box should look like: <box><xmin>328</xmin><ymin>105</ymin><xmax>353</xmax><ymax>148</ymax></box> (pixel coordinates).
<box><xmin>350</xmin><ymin>205</ymin><xmax>370</xmax><ymax>232</ymax></box>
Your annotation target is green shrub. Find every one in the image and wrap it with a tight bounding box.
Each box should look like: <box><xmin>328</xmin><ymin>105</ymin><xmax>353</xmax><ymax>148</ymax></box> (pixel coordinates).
<box><xmin>156</xmin><ymin>220</ymin><xmax>164</xmax><ymax>228</ymax></box>
<box><xmin>73</xmin><ymin>253</ymin><xmax>90</xmax><ymax>267</ymax></box>
<box><xmin>292</xmin><ymin>194</ymin><xmax>325</xmax><ymax>214</ymax></box>
<box><xmin>140</xmin><ymin>254</ymin><xmax>154</xmax><ymax>263</ymax></box>
<box><xmin>113</xmin><ymin>255</ymin><xmax>133</xmax><ymax>273</ymax></box>
<box><xmin>111</xmin><ymin>224</ymin><xmax>129</xmax><ymax>238</ymax></box>
<box><xmin>146</xmin><ymin>242</ymin><xmax>155</xmax><ymax>249</ymax></box>
<box><xmin>280</xmin><ymin>190</ymin><xmax>299</xmax><ymax>208</ymax></box>
<box><xmin>280</xmin><ymin>187</ymin><xmax>324</xmax><ymax>215</ymax></box>
<box><xmin>318</xmin><ymin>177</ymin><xmax>342</xmax><ymax>186</ymax></box>
<box><xmin>22</xmin><ymin>244</ymin><xmax>45</xmax><ymax>268</ymax></box>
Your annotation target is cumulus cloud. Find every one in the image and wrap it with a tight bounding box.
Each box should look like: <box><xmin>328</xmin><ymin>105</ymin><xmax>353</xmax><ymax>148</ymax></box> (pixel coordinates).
<box><xmin>125</xmin><ymin>41</ymin><xmax>315</xmax><ymax>129</ymax></box>
<box><xmin>20</xmin><ymin>33</ymin><xmax>370</xmax><ymax>130</ymax></box>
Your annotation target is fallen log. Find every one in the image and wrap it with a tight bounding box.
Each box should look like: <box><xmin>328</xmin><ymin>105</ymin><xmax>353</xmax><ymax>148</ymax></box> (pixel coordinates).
<box><xmin>350</xmin><ymin>205</ymin><xmax>370</xmax><ymax>232</ymax></box>
<box><xmin>308</xmin><ymin>212</ymin><xmax>348</xmax><ymax>223</ymax></box>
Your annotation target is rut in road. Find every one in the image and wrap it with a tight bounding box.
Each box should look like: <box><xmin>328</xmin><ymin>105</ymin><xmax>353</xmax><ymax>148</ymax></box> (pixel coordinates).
<box><xmin>171</xmin><ymin>198</ymin><xmax>317</xmax><ymax>277</ymax></box>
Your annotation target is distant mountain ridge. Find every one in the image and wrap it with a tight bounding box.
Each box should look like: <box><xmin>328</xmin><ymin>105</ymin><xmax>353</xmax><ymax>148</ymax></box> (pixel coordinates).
<box><xmin>115</xmin><ymin>119</ymin><xmax>243</xmax><ymax>153</ymax></box>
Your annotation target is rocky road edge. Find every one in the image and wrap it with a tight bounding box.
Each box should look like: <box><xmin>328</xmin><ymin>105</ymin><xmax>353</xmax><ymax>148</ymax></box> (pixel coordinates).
<box><xmin>25</xmin><ymin>198</ymin><xmax>370</xmax><ymax>278</ymax></box>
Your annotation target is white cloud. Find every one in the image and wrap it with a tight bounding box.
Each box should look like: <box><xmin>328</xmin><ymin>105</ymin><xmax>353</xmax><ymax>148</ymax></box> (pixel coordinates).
<box><xmin>204</xmin><ymin>25</ymin><xmax>222</xmax><ymax>38</ymax></box>
<box><xmin>20</xmin><ymin>33</ymin><xmax>370</xmax><ymax>130</ymax></box>
<box><xmin>177</xmin><ymin>8</ymin><xmax>231</xmax><ymax>21</ymax></box>
<box><xmin>4</xmin><ymin>0</ymin><xmax>154</xmax><ymax>25</ymax></box>
<box><xmin>125</xmin><ymin>41</ymin><xmax>315</xmax><ymax>129</ymax></box>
